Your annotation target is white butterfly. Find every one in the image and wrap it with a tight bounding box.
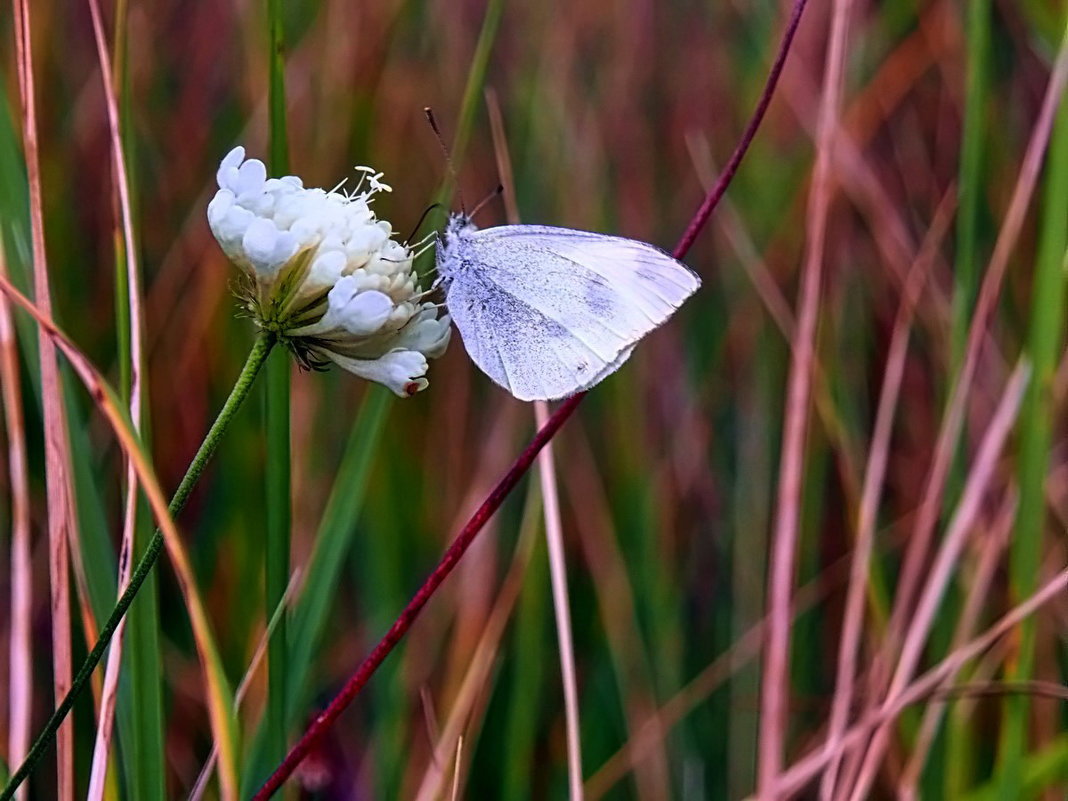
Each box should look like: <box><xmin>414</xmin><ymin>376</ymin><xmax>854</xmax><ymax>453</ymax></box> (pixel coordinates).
<box><xmin>435</xmin><ymin>214</ymin><xmax>700</xmax><ymax>401</ymax></box>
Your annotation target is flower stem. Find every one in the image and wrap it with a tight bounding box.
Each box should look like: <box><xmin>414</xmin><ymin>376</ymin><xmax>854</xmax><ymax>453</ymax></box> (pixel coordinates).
<box><xmin>0</xmin><ymin>331</ymin><xmax>274</xmax><ymax>801</ymax></box>
<box><xmin>263</xmin><ymin>347</ymin><xmax>291</xmax><ymax>778</ymax></box>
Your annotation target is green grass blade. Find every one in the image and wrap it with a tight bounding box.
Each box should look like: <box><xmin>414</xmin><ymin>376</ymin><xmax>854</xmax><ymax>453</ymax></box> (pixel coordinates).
<box><xmin>943</xmin><ymin>1</ymin><xmax>992</xmax><ymax>790</ymax></box>
<box><xmin>264</xmin><ymin>0</ymin><xmax>292</xmax><ymax>783</ymax></box>
<box><xmin>995</xmin><ymin>83</ymin><xmax>1068</xmax><ymax>796</ymax></box>
<box><xmin>110</xmin><ymin>4</ymin><xmax>166</xmax><ymax>791</ymax></box>
<box><xmin>241</xmin><ymin>387</ymin><xmax>391</xmax><ymax>793</ymax></box>
<box><xmin>263</xmin><ymin>348</ymin><xmax>291</xmax><ymax>780</ymax></box>
<box><xmin>950</xmin><ymin>0</ymin><xmax>992</xmax><ymax>366</ymax></box>
<box><xmin>284</xmin><ymin>387</ymin><xmax>391</xmax><ymax>713</ymax></box>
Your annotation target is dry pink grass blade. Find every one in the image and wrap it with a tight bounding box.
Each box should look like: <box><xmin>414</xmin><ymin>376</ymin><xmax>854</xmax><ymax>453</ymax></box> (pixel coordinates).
<box><xmin>758</xmin><ymin>0</ymin><xmax>853</xmax><ymax>791</ymax></box>
<box><xmin>11</xmin><ymin>0</ymin><xmax>78</xmax><ymax>796</ymax></box>
<box><xmin>487</xmin><ymin>90</ymin><xmax>585</xmax><ymax>801</ymax></box>
<box><xmin>83</xmin><ymin>0</ymin><xmax>148</xmax><ymax>795</ymax></box>
<box><xmin>819</xmin><ymin>189</ymin><xmax>956</xmax><ymax>800</ymax></box>
<box><xmin>845</xmin><ymin>361</ymin><xmax>1030</xmax><ymax>799</ymax></box>
<box><xmin>0</xmin><ymin>275</ymin><xmax>240</xmax><ymax>801</ymax></box>
<box><xmin>897</xmin><ymin>493</ymin><xmax>1015</xmax><ymax>795</ymax></box>
<box><xmin>413</xmin><ymin>504</ymin><xmax>538</xmax><ymax>800</ymax></box>
<box><xmin>773</xmin><ymin>563</ymin><xmax>1068</xmax><ymax>798</ymax></box>
<box><xmin>836</xmin><ymin>22</ymin><xmax>1068</xmax><ymax>795</ymax></box>
<box><xmin>0</xmin><ymin>244</ymin><xmax>31</xmax><ymax>801</ymax></box>
<box><xmin>880</xmin><ymin>9</ymin><xmax>1068</xmax><ymax>703</ymax></box>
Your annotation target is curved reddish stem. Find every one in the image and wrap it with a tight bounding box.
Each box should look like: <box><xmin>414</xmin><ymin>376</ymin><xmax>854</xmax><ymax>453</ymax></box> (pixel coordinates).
<box><xmin>254</xmin><ymin>1</ymin><xmax>807</xmax><ymax>795</ymax></box>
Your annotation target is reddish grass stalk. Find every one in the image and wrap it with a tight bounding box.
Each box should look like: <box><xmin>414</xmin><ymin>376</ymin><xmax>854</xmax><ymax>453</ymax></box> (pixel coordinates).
<box><xmin>818</xmin><ymin>190</ymin><xmax>955</xmax><ymax>801</ymax></box>
<box><xmin>84</xmin><ymin>0</ymin><xmax>146</xmax><ymax>794</ymax></box>
<box><xmin>831</xmin><ymin>31</ymin><xmax>1068</xmax><ymax>793</ymax></box>
<box><xmin>412</xmin><ymin>500</ymin><xmax>538</xmax><ymax>800</ymax></box>
<box><xmin>757</xmin><ymin>0</ymin><xmax>851</xmax><ymax>792</ymax></box>
<box><xmin>772</xmin><ymin>563</ymin><xmax>1068</xmax><ymax>798</ymax></box>
<box><xmin>489</xmin><ymin>97</ymin><xmax>585</xmax><ymax>800</ymax></box>
<box><xmin>12</xmin><ymin>1</ymin><xmax>78</xmax><ymax>797</ymax></box>
<box><xmin>534</xmin><ymin>400</ymin><xmax>584</xmax><ymax>800</ymax></box>
<box><xmin>252</xmin><ymin>1</ymin><xmax>809</xmax><ymax>794</ymax></box>
<box><xmin>0</xmin><ymin>247</ymin><xmax>31</xmax><ymax>801</ymax></box>
<box><xmin>882</xmin><ymin>13</ymin><xmax>1068</xmax><ymax>688</ymax></box>
<box><xmin>844</xmin><ymin>362</ymin><xmax>1030</xmax><ymax>801</ymax></box>
<box><xmin>897</xmin><ymin>493</ymin><xmax>1015</xmax><ymax>795</ymax></box>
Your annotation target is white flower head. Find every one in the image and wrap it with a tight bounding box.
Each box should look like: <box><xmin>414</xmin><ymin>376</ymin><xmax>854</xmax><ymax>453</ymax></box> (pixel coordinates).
<box><xmin>207</xmin><ymin>146</ymin><xmax>450</xmax><ymax>397</ymax></box>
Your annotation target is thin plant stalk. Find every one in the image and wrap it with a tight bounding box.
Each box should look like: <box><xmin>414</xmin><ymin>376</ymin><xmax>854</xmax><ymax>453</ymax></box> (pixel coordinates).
<box><xmin>413</xmin><ymin>485</ymin><xmax>542</xmax><ymax>800</ymax></box>
<box><xmin>845</xmin><ymin>362</ymin><xmax>1031</xmax><ymax>801</ymax></box>
<box><xmin>253</xmin><ymin>2</ymin><xmax>810</xmax><ymax>793</ymax></box>
<box><xmin>950</xmin><ymin>0</ymin><xmax>991</xmax><ymax>364</ymax></box>
<box><xmin>898</xmin><ymin>494</ymin><xmax>1015</xmax><ymax>795</ymax></box>
<box><xmin>757</xmin><ymin>0</ymin><xmax>852</xmax><ymax>790</ymax></box>
<box><xmin>772</xmin><ymin>564</ymin><xmax>1068</xmax><ymax>798</ymax></box>
<box><xmin>819</xmin><ymin>191</ymin><xmax>955</xmax><ymax>800</ymax></box>
<box><xmin>882</xmin><ymin>9</ymin><xmax>1068</xmax><ymax>690</ymax></box>
<box><xmin>997</xmin><ymin>27</ymin><xmax>1068</xmax><ymax>790</ymax></box>
<box><xmin>264</xmin><ymin>0</ymin><xmax>292</xmax><ymax>778</ymax></box>
<box><xmin>488</xmin><ymin>100</ymin><xmax>584</xmax><ymax>801</ymax></box>
<box><xmin>84</xmin><ymin>0</ymin><xmax>146</xmax><ymax>792</ymax></box>
<box><xmin>0</xmin><ymin>323</ymin><xmax>274</xmax><ymax>801</ymax></box>
<box><xmin>0</xmin><ymin>244</ymin><xmax>31</xmax><ymax>801</ymax></box>
<box><xmin>536</xmin><ymin>399</ymin><xmax>584</xmax><ymax>801</ymax></box>
<box><xmin>11</xmin><ymin>0</ymin><xmax>77</xmax><ymax>795</ymax></box>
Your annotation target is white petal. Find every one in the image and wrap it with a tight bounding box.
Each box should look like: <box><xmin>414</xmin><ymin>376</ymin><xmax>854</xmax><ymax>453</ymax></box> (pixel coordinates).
<box><xmin>327</xmin><ymin>349</ymin><xmax>429</xmax><ymax>397</ymax></box>
<box><xmin>234</xmin><ymin>158</ymin><xmax>267</xmax><ymax>199</ymax></box>
<box><xmin>328</xmin><ymin>285</ymin><xmax>393</xmax><ymax>335</ymax></box>
<box><xmin>243</xmin><ymin>217</ymin><xmax>284</xmax><ymax>273</ymax></box>
<box><xmin>214</xmin><ymin>204</ymin><xmax>254</xmax><ymax>249</ymax></box>
<box><xmin>270</xmin><ymin>230</ymin><xmax>298</xmax><ymax>267</ymax></box>
<box><xmin>207</xmin><ymin>189</ymin><xmax>235</xmax><ymax>229</ymax></box>
<box><xmin>397</xmin><ymin>314</ymin><xmax>452</xmax><ymax>358</ymax></box>
<box><xmin>307</xmin><ymin>249</ymin><xmax>346</xmax><ymax>289</ymax></box>
<box><xmin>290</xmin><ymin>216</ymin><xmax>322</xmax><ymax>242</ymax></box>
<box><xmin>216</xmin><ymin>146</ymin><xmax>245</xmax><ymax>189</ymax></box>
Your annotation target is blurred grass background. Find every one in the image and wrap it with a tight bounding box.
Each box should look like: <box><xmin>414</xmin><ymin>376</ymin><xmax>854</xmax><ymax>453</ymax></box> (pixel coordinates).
<box><xmin>1</xmin><ymin>0</ymin><xmax>1067</xmax><ymax>798</ymax></box>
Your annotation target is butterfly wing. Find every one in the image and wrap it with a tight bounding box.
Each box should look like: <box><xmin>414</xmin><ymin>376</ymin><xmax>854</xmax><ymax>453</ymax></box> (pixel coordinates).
<box><xmin>445</xmin><ymin>270</ymin><xmax>625</xmax><ymax>401</ymax></box>
<box><xmin>444</xmin><ymin>225</ymin><xmax>699</xmax><ymax>401</ymax></box>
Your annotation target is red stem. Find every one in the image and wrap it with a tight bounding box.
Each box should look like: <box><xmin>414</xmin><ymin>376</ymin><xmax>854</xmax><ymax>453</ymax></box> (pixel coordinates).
<box><xmin>253</xmin><ymin>1</ymin><xmax>807</xmax><ymax>795</ymax></box>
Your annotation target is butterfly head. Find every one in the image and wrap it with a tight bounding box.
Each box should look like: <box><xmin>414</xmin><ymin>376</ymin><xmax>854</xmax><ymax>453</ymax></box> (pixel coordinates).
<box><xmin>444</xmin><ymin>212</ymin><xmax>477</xmax><ymax>240</ymax></box>
<box><xmin>435</xmin><ymin>213</ymin><xmax>478</xmax><ymax>283</ymax></box>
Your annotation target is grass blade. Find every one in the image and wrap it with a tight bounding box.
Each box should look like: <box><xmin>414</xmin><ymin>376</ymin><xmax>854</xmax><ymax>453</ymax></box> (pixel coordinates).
<box><xmin>83</xmin><ymin>0</ymin><xmax>149</xmax><ymax>793</ymax></box>
<box><xmin>10</xmin><ymin>1</ymin><xmax>78</xmax><ymax>795</ymax></box>
<box><xmin>265</xmin><ymin>0</ymin><xmax>292</xmax><ymax>779</ymax></box>
<box><xmin>997</xmin><ymin>38</ymin><xmax>1068</xmax><ymax>790</ymax></box>
<box><xmin>758</xmin><ymin>0</ymin><xmax>852</xmax><ymax>788</ymax></box>
<box><xmin>0</xmin><ymin>242</ymin><xmax>31</xmax><ymax>801</ymax></box>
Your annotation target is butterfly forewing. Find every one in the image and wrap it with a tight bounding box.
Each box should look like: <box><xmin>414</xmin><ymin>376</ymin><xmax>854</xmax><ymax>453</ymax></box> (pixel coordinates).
<box><xmin>441</xmin><ymin>221</ymin><xmax>700</xmax><ymax>401</ymax></box>
<box><xmin>471</xmin><ymin>225</ymin><xmax>699</xmax><ymax>317</ymax></box>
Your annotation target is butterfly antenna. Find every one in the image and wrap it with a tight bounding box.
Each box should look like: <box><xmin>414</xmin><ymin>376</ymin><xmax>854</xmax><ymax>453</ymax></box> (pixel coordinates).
<box><xmin>405</xmin><ymin>202</ymin><xmax>443</xmax><ymax>245</ymax></box>
<box><xmin>424</xmin><ymin>107</ymin><xmax>466</xmax><ymax>215</ymax></box>
<box><xmin>469</xmin><ymin>184</ymin><xmax>504</xmax><ymax>222</ymax></box>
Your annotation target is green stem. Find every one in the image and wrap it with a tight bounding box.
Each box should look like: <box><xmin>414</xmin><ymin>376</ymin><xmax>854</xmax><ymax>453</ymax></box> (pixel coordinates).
<box><xmin>0</xmin><ymin>331</ymin><xmax>274</xmax><ymax>801</ymax></box>
<box><xmin>265</xmin><ymin>0</ymin><xmax>291</xmax><ymax>781</ymax></box>
<box><xmin>264</xmin><ymin>348</ymin><xmax>290</xmax><ymax>774</ymax></box>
